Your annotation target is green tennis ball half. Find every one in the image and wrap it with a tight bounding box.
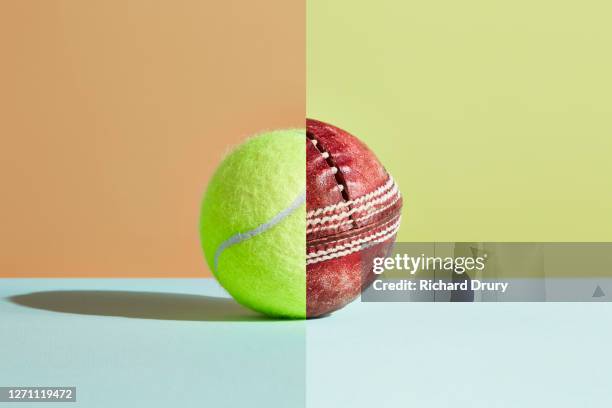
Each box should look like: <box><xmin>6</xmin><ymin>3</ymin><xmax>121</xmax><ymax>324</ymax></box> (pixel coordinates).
<box><xmin>200</xmin><ymin>129</ymin><xmax>306</xmax><ymax>318</ymax></box>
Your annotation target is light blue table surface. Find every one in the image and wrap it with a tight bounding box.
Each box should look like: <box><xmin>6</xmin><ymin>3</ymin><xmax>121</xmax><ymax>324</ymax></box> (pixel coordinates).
<box><xmin>1</xmin><ymin>279</ymin><xmax>610</xmax><ymax>407</ymax></box>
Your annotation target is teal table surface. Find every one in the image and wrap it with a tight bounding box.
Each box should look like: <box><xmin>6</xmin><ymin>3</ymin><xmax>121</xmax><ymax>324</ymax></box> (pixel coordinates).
<box><xmin>1</xmin><ymin>278</ymin><xmax>611</xmax><ymax>407</ymax></box>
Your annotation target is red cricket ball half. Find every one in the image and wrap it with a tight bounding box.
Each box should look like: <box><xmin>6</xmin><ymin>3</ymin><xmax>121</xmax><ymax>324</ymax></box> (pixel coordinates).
<box><xmin>306</xmin><ymin>118</ymin><xmax>403</xmax><ymax>317</ymax></box>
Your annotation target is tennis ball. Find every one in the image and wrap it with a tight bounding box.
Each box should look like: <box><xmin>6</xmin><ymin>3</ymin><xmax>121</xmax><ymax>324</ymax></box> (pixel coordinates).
<box><xmin>200</xmin><ymin>129</ymin><xmax>306</xmax><ymax>318</ymax></box>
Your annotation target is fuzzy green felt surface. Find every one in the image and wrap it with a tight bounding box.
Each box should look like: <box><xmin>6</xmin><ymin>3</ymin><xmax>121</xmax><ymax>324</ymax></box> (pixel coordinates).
<box><xmin>200</xmin><ymin>129</ymin><xmax>306</xmax><ymax>318</ymax></box>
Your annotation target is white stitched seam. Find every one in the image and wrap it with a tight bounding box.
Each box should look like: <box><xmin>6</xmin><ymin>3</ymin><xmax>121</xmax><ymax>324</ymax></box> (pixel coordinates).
<box><xmin>306</xmin><ymin>220</ymin><xmax>400</xmax><ymax>265</ymax></box>
<box><xmin>306</xmin><ymin>192</ymin><xmax>402</xmax><ymax>234</ymax></box>
<box><xmin>307</xmin><ymin>183</ymin><xmax>399</xmax><ymax>226</ymax></box>
<box><xmin>307</xmin><ymin>218</ymin><xmax>353</xmax><ymax>234</ymax></box>
<box><xmin>306</xmin><ymin>227</ymin><xmax>399</xmax><ymax>265</ymax></box>
<box><xmin>351</xmin><ymin>193</ymin><xmax>402</xmax><ymax>225</ymax></box>
<box><xmin>307</xmin><ymin>176</ymin><xmax>395</xmax><ymax>218</ymax></box>
<box><xmin>309</xmin><ymin>136</ymin><xmax>349</xmax><ymax>207</ymax></box>
<box><xmin>307</xmin><ymin>217</ymin><xmax>400</xmax><ymax>258</ymax></box>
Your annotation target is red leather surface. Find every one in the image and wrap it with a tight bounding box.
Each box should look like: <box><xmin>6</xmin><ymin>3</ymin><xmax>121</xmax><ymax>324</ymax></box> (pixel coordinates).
<box><xmin>307</xmin><ymin>241</ymin><xmax>394</xmax><ymax>317</ymax></box>
<box><xmin>307</xmin><ymin>119</ymin><xmax>388</xmax><ymax>211</ymax></box>
<box><xmin>306</xmin><ymin>137</ymin><xmax>347</xmax><ymax>239</ymax></box>
<box><xmin>306</xmin><ymin>118</ymin><xmax>402</xmax><ymax>317</ymax></box>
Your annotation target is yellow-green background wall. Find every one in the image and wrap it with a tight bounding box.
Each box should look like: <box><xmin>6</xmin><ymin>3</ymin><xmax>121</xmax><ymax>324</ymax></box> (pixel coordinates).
<box><xmin>308</xmin><ymin>1</ymin><xmax>612</xmax><ymax>241</ymax></box>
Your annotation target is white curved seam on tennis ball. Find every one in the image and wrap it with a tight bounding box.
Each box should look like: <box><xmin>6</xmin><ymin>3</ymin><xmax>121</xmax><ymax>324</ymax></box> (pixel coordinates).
<box><xmin>213</xmin><ymin>190</ymin><xmax>306</xmax><ymax>271</ymax></box>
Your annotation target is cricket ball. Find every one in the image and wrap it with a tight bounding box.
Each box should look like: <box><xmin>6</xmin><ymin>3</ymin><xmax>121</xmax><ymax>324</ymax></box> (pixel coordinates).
<box><xmin>306</xmin><ymin>118</ymin><xmax>403</xmax><ymax>317</ymax></box>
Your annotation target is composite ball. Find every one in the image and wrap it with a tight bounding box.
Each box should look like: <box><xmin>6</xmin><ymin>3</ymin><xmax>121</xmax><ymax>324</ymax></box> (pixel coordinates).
<box><xmin>200</xmin><ymin>122</ymin><xmax>402</xmax><ymax>318</ymax></box>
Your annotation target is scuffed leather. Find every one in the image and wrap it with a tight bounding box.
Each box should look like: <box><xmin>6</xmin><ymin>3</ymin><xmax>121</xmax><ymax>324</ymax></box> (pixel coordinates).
<box><xmin>306</xmin><ymin>118</ymin><xmax>402</xmax><ymax>317</ymax></box>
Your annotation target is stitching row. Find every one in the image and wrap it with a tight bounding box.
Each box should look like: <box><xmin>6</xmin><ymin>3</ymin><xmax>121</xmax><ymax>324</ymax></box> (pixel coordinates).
<box><xmin>307</xmin><ymin>192</ymin><xmax>402</xmax><ymax>234</ymax></box>
<box><xmin>306</xmin><ymin>217</ymin><xmax>401</xmax><ymax>265</ymax></box>
<box><xmin>307</xmin><ymin>132</ymin><xmax>351</xmax><ymax>200</ymax></box>
<box><xmin>307</xmin><ymin>216</ymin><xmax>400</xmax><ymax>257</ymax></box>
<box><xmin>307</xmin><ymin>183</ymin><xmax>400</xmax><ymax>227</ymax></box>
<box><xmin>307</xmin><ymin>176</ymin><xmax>396</xmax><ymax>219</ymax></box>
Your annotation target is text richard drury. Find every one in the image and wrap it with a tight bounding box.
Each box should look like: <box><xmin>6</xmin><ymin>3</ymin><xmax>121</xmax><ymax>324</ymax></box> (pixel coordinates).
<box><xmin>373</xmin><ymin>279</ymin><xmax>509</xmax><ymax>293</ymax></box>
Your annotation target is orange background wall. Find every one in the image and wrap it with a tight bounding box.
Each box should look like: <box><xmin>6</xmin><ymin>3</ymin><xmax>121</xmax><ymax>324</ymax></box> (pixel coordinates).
<box><xmin>0</xmin><ymin>1</ymin><xmax>305</xmax><ymax>277</ymax></box>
